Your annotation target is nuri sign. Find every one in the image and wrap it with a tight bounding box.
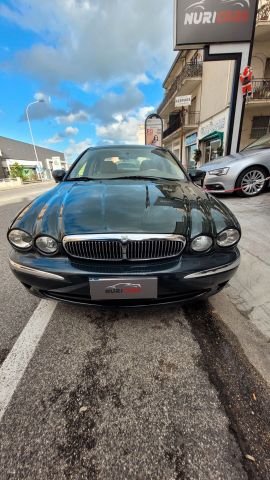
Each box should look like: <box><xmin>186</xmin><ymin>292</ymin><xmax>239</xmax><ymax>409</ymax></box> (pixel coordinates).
<box><xmin>174</xmin><ymin>0</ymin><xmax>257</xmax><ymax>49</ymax></box>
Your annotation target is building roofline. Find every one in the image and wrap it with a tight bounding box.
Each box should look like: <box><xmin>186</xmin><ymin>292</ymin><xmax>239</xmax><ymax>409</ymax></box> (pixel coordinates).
<box><xmin>162</xmin><ymin>51</ymin><xmax>184</xmax><ymax>88</ymax></box>
<box><xmin>0</xmin><ymin>135</ymin><xmax>64</xmax><ymax>157</ymax></box>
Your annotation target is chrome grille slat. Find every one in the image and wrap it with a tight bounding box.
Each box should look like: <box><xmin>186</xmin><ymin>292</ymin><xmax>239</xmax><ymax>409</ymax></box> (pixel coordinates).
<box><xmin>94</xmin><ymin>241</ymin><xmax>98</xmax><ymax>259</ymax></box>
<box><xmin>63</xmin><ymin>235</ymin><xmax>185</xmax><ymax>261</ymax></box>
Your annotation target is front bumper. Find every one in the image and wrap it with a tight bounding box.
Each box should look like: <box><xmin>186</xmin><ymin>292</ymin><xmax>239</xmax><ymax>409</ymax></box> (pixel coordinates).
<box><xmin>9</xmin><ymin>249</ymin><xmax>240</xmax><ymax>307</ymax></box>
<box><xmin>204</xmin><ymin>172</ymin><xmax>235</xmax><ymax>194</ymax></box>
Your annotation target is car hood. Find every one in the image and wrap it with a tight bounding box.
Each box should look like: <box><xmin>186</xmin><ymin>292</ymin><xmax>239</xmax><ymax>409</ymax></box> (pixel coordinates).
<box><xmin>200</xmin><ymin>148</ymin><xmax>267</xmax><ymax>171</ymax></box>
<box><xmin>11</xmin><ymin>179</ymin><xmax>239</xmax><ymax>240</ymax></box>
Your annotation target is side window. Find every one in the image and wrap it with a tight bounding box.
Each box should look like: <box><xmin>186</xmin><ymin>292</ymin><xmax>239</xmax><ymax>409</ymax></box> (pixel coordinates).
<box><xmin>69</xmin><ymin>151</ymin><xmax>89</xmax><ymax>177</ymax></box>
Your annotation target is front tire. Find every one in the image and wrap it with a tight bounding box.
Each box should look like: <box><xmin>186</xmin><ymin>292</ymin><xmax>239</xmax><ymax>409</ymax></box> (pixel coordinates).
<box><xmin>235</xmin><ymin>167</ymin><xmax>267</xmax><ymax>197</ymax></box>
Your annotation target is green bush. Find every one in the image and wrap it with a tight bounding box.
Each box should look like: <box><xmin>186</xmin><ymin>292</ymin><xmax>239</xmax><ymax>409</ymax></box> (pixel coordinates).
<box><xmin>10</xmin><ymin>162</ymin><xmax>29</xmax><ymax>181</ymax></box>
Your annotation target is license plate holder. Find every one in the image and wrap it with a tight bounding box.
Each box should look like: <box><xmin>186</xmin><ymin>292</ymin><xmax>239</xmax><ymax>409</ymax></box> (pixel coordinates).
<box><xmin>89</xmin><ymin>277</ymin><xmax>158</xmax><ymax>301</ymax></box>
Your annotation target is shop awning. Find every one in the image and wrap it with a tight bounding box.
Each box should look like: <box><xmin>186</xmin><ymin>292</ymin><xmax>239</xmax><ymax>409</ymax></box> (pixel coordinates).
<box><xmin>200</xmin><ymin>131</ymin><xmax>224</xmax><ymax>142</ymax></box>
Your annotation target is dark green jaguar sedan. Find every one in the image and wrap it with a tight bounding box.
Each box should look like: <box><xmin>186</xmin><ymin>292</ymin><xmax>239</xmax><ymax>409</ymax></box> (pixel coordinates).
<box><xmin>7</xmin><ymin>145</ymin><xmax>241</xmax><ymax>306</ymax></box>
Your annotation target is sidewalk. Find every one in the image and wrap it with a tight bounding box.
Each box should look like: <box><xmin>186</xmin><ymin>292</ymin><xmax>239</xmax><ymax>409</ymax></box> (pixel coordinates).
<box><xmin>220</xmin><ymin>191</ymin><xmax>270</xmax><ymax>339</ymax></box>
<box><xmin>209</xmin><ymin>191</ymin><xmax>270</xmax><ymax>387</ymax></box>
<box><xmin>0</xmin><ymin>179</ymin><xmax>54</xmax><ymax>192</ymax></box>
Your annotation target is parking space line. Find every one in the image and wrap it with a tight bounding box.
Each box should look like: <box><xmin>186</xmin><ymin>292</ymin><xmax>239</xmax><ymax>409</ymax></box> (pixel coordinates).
<box><xmin>0</xmin><ymin>299</ymin><xmax>57</xmax><ymax>423</ymax></box>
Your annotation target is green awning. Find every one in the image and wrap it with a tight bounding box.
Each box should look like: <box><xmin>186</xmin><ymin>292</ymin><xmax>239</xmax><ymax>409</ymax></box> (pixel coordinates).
<box><xmin>200</xmin><ymin>131</ymin><xmax>224</xmax><ymax>142</ymax></box>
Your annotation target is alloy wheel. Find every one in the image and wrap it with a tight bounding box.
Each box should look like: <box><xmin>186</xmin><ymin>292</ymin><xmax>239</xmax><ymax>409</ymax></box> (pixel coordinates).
<box><xmin>240</xmin><ymin>169</ymin><xmax>265</xmax><ymax>196</ymax></box>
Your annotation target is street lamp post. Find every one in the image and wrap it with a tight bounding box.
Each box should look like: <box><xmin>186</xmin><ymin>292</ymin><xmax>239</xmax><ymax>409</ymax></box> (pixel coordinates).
<box><xmin>26</xmin><ymin>100</ymin><xmax>44</xmax><ymax>180</ymax></box>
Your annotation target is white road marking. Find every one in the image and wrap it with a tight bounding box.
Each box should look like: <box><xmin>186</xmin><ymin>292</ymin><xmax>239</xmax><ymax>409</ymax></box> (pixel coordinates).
<box><xmin>0</xmin><ymin>299</ymin><xmax>57</xmax><ymax>423</ymax></box>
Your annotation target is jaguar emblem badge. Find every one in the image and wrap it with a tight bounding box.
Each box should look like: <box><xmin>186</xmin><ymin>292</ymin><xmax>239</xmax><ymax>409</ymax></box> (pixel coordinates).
<box><xmin>121</xmin><ymin>235</ymin><xmax>129</xmax><ymax>243</ymax></box>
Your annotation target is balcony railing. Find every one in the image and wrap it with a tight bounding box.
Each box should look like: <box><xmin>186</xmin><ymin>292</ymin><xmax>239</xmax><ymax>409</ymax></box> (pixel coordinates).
<box><xmin>257</xmin><ymin>0</ymin><xmax>270</xmax><ymax>22</ymax></box>
<box><xmin>250</xmin><ymin>126</ymin><xmax>270</xmax><ymax>139</ymax></box>
<box><xmin>158</xmin><ymin>62</ymin><xmax>203</xmax><ymax>114</ymax></box>
<box><xmin>183</xmin><ymin>111</ymin><xmax>200</xmax><ymax>127</ymax></box>
<box><xmin>163</xmin><ymin>115</ymin><xmax>183</xmax><ymax>139</ymax></box>
<box><xmin>252</xmin><ymin>79</ymin><xmax>270</xmax><ymax>99</ymax></box>
<box><xmin>163</xmin><ymin>111</ymin><xmax>200</xmax><ymax>139</ymax></box>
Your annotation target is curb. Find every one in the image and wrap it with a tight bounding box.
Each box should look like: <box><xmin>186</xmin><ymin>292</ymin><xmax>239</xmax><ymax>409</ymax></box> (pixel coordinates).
<box><xmin>209</xmin><ymin>291</ymin><xmax>270</xmax><ymax>388</ymax></box>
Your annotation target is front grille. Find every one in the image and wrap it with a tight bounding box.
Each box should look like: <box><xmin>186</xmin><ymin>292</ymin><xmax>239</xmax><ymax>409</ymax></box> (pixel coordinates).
<box><xmin>63</xmin><ymin>234</ymin><xmax>186</xmax><ymax>262</ymax></box>
<box><xmin>64</xmin><ymin>240</ymin><xmax>122</xmax><ymax>261</ymax></box>
<box><xmin>126</xmin><ymin>240</ymin><xmax>182</xmax><ymax>260</ymax></box>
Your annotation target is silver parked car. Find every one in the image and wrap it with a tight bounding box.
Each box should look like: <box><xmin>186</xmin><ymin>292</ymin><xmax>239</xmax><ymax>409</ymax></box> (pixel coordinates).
<box><xmin>200</xmin><ymin>134</ymin><xmax>270</xmax><ymax>197</ymax></box>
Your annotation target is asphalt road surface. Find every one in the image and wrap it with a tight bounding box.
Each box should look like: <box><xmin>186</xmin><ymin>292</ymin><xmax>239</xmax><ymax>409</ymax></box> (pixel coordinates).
<box><xmin>0</xmin><ymin>183</ymin><xmax>269</xmax><ymax>480</ymax></box>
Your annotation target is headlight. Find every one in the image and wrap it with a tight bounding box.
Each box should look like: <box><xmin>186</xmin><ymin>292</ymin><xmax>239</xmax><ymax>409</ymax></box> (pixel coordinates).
<box><xmin>217</xmin><ymin>229</ymin><xmax>240</xmax><ymax>247</ymax></box>
<box><xmin>208</xmin><ymin>168</ymin><xmax>229</xmax><ymax>176</ymax></box>
<box><xmin>8</xmin><ymin>229</ymin><xmax>32</xmax><ymax>250</ymax></box>
<box><xmin>35</xmin><ymin>236</ymin><xmax>59</xmax><ymax>254</ymax></box>
<box><xmin>191</xmin><ymin>236</ymin><xmax>213</xmax><ymax>252</ymax></box>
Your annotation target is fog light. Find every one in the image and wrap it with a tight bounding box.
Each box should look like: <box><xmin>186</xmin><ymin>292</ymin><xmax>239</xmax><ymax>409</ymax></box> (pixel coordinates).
<box><xmin>217</xmin><ymin>229</ymin><xmax>240</xmax><ymax>247</ymax></box>
<box><xmin>191</xmin><ymin>236</ymin><xmax>213</xmax><ymax>252</ymax></box>
<box><xmin>35</xmin><ymin>236</ymin><xmax>59</xmax><ymax>254</ymax></box>
<box><xmin>8</xmin><ymin>229</ymin><xmax>32</xmax><ymax>250</ymax></box>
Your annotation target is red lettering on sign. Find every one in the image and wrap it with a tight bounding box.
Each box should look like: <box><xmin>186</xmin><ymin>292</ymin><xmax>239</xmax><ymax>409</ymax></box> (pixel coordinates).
<box><xmin>216</xmin><ymin>9</ymin><xmax>249</xmax><ymax>24</ymax></box>
<box><xmin>123</xmin><ymin>287</ymin><xmax>141</xmax><ymax>294</ymax></box>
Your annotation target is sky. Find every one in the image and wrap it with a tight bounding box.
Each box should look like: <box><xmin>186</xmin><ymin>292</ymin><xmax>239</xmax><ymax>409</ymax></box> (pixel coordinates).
<box><xmin>0</xmin><ymin>0</ymin><xmax>176</xmax><ymax>163</ymax></box>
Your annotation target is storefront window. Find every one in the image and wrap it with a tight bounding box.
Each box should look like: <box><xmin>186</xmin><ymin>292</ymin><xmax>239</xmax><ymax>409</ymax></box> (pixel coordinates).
<box><xmin>204</xmin><ymin>139</ymin><xmax>221</xmax><ymax>162</ymax></box>
<box><xmin>199</xmin><ymin>131</ymin><xmax>224</xmax><ymax>164</ymax></box>
<box><xmin>185</xmin><ymin>133</ymin><xmax>198</xmax><ymax>169</ymax></box>
<box><xmin>205</xmin><ymin>145</ymin><xmax>211</xmax><ymax>163</ymax></box>
<box><xmin>186</xmin><ymin>143</ymin><xmax>197</xmax><ymax>169</ymax></box>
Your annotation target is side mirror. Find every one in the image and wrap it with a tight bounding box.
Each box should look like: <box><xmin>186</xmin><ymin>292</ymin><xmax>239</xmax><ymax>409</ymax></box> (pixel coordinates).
<box><xmin>189</xmin><ymin>169</ymin><xmax>206</xmax><ymax>183</ymax></box>
<box><xmin>52</xmin><ymin>169</ymin><xmax>66</xmax><ymax>183</ymax></box>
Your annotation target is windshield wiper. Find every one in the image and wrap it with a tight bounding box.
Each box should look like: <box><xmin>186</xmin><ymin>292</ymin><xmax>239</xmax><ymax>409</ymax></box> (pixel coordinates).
<box><xmin>104</xmin><ymin>175</ymin><xmax>177</xmax><ymax>181</ymax></box>
<box><xmin>66</xmin><ymin>175</ymin><xmax>179</xmax><ymax>182</ymax></box>
<box><xmin>66</xmin><ymin>176</ymin><xmax>94</xmax><ymax>181</ymax></box>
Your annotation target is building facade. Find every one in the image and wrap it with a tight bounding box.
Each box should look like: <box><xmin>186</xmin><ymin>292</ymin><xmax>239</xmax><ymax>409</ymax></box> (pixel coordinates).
<box><xmin>157</xmin><ymin>49</ymin><xmax>204</xmax><ymax>169</ymax></box>
<box><xmin>157</xmin><ymin>0</ymin><xmax>270</xmax><ymax>169</ymax></box>
<box><xmin>137</xmin><ymin>124</ymin><xmax>145</xmax><ymax>145</ymax></box>
<box><xmin>242</xmin><ymin>0</ymin><xmax>270</xmax><ymax>146</ymax></box>
<box><xmin>0</xmin><ymin>136</ymin><xmax>67</xmax><ymax>179</ymax></box>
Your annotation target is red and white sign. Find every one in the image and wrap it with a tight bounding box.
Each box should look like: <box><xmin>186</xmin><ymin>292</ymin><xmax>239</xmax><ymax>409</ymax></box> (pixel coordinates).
<box><xmin>145</xmin><ymin>114</ymin><xmax>163</xmax><ymax>147</ymax></box>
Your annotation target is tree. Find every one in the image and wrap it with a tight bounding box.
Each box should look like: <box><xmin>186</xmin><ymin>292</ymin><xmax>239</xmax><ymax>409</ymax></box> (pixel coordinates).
<box><xmin>10</xmin><ymin>162</ymin><xmax>28</xmax><ymax>180</ymax></box>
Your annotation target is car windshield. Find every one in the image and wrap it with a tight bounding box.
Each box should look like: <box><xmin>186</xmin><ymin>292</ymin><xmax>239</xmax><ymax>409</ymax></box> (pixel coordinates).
<box><xmin>66</xmin><ymin>146</ymin><xmax>187</xmax><ymax>181</ymax></box>
<box><xmin>244</xmin><ymin>133</ymin><xmax>270</xmax><ymax>151</ymax></box>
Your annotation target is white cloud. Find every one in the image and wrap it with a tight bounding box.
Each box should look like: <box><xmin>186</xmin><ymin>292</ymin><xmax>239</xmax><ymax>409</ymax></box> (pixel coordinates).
<box><xmin>96</xmin><ymin>106</ymin><xmax>154</xmax><ymax>144</ymax></box>
<box><xmin>80</xmin><ymin>82</ymin><xmax>90</xmax><ymax>92</ymax></box>
<box><xmin>137</xmin><ymin>106</ymin><xmax>156</xmax><ymax>121</ymax></box>
<box><xmin>2</xmin><ymin>0</ymin><xmax>175</xmax><ymax>86</ymax></box>
<box><xmin>56</xmin><ymin>110</ymin><xmax>89</xmax><ymax>124</ymax></box>
<box><xmin>34</xmin><ymin>91</ymin><xmax>51</xmax><ymax>103</ymax></box>
<box><xmin>21</xmin><ymin>93</ymin><xmax>64</xmax><ymax>120</ymax></box>
<box><xmin>131</xmin><ymin>74</ymin><xmax>151</xmax><ymax>86</ymax></box>
<box><xmin>65</xmin><ymin>138</ymin><xmax>92</xmax><ymax>163</ymax></box>
<box><xmin>46</xmin><ymin>134</ymin><xmax>62</xmax><ymax>144</ymax></box>
<box><xmin>65</xmin><ymin>126</ymin><xmax>78</xmax><ymax>136</ymax></box>
<box><xmin>46</xmin><ymin>125</ymin><xmax>79</xmax><ymax>144</ymax></box>
<box><xmin>89</xmin><ymin>85</ymin><xmax>144</xmax><ymax>124</ymax></box>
